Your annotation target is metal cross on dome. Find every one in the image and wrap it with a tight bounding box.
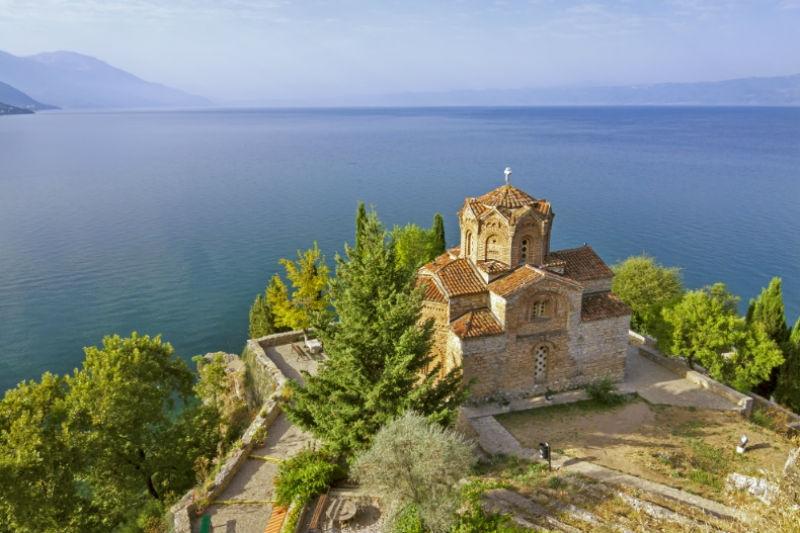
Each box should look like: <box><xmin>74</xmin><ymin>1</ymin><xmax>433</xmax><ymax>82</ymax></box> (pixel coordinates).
<box><xmin>504</xmin><ymin>166</ymin><xmax>512</xmax><ymax>184</ymax></box>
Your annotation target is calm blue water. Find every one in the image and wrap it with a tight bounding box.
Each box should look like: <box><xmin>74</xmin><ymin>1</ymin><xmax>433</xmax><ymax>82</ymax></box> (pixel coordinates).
<box><xmin>1</xmin><ymin>107</ymin><xmax>798</xmax><ymax>392</ymax></box>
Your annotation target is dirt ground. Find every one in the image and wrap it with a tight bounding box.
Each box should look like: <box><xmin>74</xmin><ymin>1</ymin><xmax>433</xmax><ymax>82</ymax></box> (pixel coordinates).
<box><xmin>497</xmin><ymin>399</ymin><xmax>793</xmax><ymax>502</ymax></box>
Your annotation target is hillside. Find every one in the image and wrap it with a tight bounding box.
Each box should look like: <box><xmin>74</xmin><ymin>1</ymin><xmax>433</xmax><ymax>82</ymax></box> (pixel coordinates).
<box><xmin>0</xmin><ymin>101</ymin><xmax>33</xmax><ymax>115</ymax></box>
<box><xmin>0</xmin><ymin>50</ymin><xmax>211</xmax><ymax>109</ymax></box>
<box><xmin>0</xmin><ymin>80</ymin><xmax>56</xmax><ymax>110</ymax></box>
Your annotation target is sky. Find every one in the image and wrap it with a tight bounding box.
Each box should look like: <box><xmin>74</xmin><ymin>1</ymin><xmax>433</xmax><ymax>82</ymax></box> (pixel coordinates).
<box><xmin>1</xmin><ymin>0</ymin><xmax>799</xmax><ymax>103</ymax></box>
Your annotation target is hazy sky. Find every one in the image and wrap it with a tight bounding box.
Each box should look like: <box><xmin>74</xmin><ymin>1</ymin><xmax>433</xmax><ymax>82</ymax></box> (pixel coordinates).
<box><xmin>2</xmin><ymin>0</ymin><xmax>799</xmax><ymax>102</ymax></box>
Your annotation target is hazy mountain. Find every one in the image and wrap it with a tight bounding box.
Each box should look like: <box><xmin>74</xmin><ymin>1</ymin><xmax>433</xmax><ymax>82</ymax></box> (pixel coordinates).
<box><xmin>365</xmin><ymin>74</ymin><xmax>800</xmax><ymax>107</ymax></box>
<box><xmin>0</xmin><ymin>50</ymin><xmax>211</xmax><ymax>109</ymax></box>
<box><xmin>0</xmin><ymin>80</ymin><xmax>57</xmax><ymax>110</ymax></box>
<box><xmin>0</xmin><ymin>101</ymin><xmax>33</xmax><ymax>115</ymax></box>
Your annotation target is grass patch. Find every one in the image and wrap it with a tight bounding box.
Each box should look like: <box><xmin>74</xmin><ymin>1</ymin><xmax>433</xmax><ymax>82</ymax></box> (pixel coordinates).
<box><xmin>647</xmin><ymin>438</ymin><xmax>739</xmax><ymax>494</ymax></box>
<box><xmin>497</xmin><ymin>397</ymin><xmax>629</xmax><ymax>425</ymax></box>
<box><xmin>585</xmin><ymin>378</ymin><xmax>627</xmax><ymax>406</ymax></box>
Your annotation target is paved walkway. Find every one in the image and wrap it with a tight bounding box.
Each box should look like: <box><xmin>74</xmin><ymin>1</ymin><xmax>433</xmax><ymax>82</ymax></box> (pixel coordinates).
<box><xmin>195</xmin><ymin>342</ymin><xmax>321</xmax><ymax>533</ymax></box>
<box><xmin>619</xmin><ymin>347</ymin><xmax>738</xmax><ymax>411</ymax></box>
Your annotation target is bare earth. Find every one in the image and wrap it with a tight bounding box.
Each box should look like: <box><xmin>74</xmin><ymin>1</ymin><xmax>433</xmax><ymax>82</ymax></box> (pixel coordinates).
<box><xmin>497</xmin><ymin>400</ymin><xmax>792</xmax><ymax>502</ymax></box>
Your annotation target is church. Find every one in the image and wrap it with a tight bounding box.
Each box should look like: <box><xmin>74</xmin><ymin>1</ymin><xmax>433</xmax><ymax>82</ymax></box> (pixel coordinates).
<box><xmin>418</xmin><ymin>169</ymin><xmax>631</xmax><ymax>402</ymax></box>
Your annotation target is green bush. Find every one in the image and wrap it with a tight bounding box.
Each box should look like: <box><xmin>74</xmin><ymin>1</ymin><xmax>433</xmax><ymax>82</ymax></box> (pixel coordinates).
<box><xmin>449</xmin><ymin>481</ymin><xmax>530</xmax><ymax>533</ymax></box>
<box><xmin>392</xmin><ymin>505</ymin><xmax>426</xmax><ymax>533</ymax></box>
<box><xmin>585</xmin><ymin>378</ymin><xmax>626</xmax><ymax>406</ymax></box>
<box><xmin>273</xmin><ymin>449</ymin><xmax>341</xmax><ymax>506</ymax></box>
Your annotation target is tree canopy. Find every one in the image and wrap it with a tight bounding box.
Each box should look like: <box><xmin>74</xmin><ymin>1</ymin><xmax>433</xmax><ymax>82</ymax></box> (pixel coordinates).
<box><xmin>0</xmin><ymin>333</ymin><xmax>223</xmax><ymax>532</ymax></box>
<box><xmin>611</xmin><ymin>255</ymin><xmax>683</xmax><ymax>335</ymax></box>
<box><xmin>283</xmin><ymin>207</ymin><xmax>466</xmax><ymax>458</ymax></box>
<box><xmin>747</xmin><ymin>277</ymin><xmax>789</xmax><ymax>345</ymax></box>
<box><xmin>266</xmin><ymin>243</ymin><xmax>329</xmax><ymax>332</ymax></box>
<box><xmin>352</xmin><ymin>411</ymin><xmax>475</xmax><ymax>533</ymax></box>
<box><xmin>661</xmin><ymin>284</ymin><xmax>783</xmax><ymax>390</ymax></box>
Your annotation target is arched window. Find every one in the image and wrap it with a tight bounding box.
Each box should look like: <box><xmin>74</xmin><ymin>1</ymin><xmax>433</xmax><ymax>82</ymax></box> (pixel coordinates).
<box><xmin>531</xmin><ymin>300</ymin><xmax>548</xmax><ymax>319</ymax></box>
<box><xmin>519</xmin><ymin>238</ymin><xmax>529</xmax><ymax>264</ymax></box>
<box><xmin>485</xmin><ymin>235</ymin><xmax>501</xmax><ymax>260</ymax></box>
<box><xmin>465</xmin><ymin>231</ymin><xmax>473</xmax><ymax>256</ymax></box>
<box><xmin>534</xmin><ymin>345</ymin><xmax>548</xmax><ymax>383</ymax></box>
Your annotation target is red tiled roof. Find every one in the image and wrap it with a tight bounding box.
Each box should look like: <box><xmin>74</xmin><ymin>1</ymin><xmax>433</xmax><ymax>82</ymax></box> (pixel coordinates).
<box><xmin>546</xmin><ymin>245</ymin><xmax>614</xmax><ymax>282</ymax></box>
<box><xmin>421</xmin><ymin>251</ymin><xmax>457</xmax><ymax>274</ymax></box>
<box><xmin>437</xmin><ymin>258</ymin><xmax>486</xmax><ymax>297</ymax></box>
<box><xmin>477</xmin><ymin>184</ymin><xmax>538</xmax><ymax>209</ymax></box>
<box><xmin>488</xmin><ymin>265</ymin><xmax>544</xmax><ymax>296</ymax></box>
<box><xmin>581</xmin><ymin>292</ymin><xmax>631</xmax><ymax>322</ymax></box>
<box><xmin>476</xmin><ymin>259</ymin><xmax>511</xmax><ymax>275</ymax></box>
<box><xmin>451</xmin><ymin>308</ymin><xmax>504</xmax><ymax>338</ymax></box>
<box><xmin>418</xmin><ymin>278</ymin><xmax>446</xmax><ymax>303</ymax></box>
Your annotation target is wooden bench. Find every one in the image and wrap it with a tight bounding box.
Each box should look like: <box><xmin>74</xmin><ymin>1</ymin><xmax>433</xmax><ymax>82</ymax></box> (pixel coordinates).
<box><xmin>264</xmin><ymin>505</ymin><xmax>288</xmax><ymax>533</ymax></box>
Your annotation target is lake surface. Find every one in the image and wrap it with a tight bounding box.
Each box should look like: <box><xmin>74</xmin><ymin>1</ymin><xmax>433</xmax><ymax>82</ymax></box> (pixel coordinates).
<box><xmin>1</xmin><ymin>107</ymin><xmax>798</xmax><ymax>392</ymax></box>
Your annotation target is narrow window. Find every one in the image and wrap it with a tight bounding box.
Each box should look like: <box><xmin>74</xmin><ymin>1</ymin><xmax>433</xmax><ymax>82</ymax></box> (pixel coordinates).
<box><xmin>465</xmin><ymin>231</ymin><xmax>472</xmax><ymax>256</ymax></box>
<box><xmin>519</xmin><ymin>238</ymin><xmax>529</xmax><ymax>264</ymax></box>
<box><xmin>485</xmin><ymin>235</ymin><xmax>500</xmax><ymax>260</ymax></box>
<box><xmin>531</xmin><ymin>300</ymin><xmax>547</xmax><ymax>319</ymax></box>
<box><xmin>534</xmin><ymin>345</ymin><xmax>548</xmax><ymax>383</ymax></box>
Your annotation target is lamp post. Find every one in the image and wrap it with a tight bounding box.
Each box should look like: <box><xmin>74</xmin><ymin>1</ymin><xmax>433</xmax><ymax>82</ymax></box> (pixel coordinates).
<box><xmin>539</xmin><ymin>442</ymin><xmax>552</xmax><ymax>471</ymax></box>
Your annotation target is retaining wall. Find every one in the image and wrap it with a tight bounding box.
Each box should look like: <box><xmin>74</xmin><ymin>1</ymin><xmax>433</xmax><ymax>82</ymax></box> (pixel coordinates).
<box><xmin>170</xmin><ymin>330</ymin><xmax>305</xmax><ymax>533</ymax></box>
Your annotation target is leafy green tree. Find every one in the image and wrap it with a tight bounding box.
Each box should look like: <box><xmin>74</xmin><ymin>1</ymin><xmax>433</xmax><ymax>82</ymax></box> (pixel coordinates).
<box><xmin>747</xmin><ymin>278</ymin><xmax>789</xmax><ymax>345</ymax></box>
<box><xmin>661</xmin><ymin>284</ymin><xmax>783</xmax><ymax>390</ymax></box>
<box><xmin>393</xmin><ymin>223</ymin><xmax>436</xmax><ymax>276</ymax></box>
<box><xmin>775</xmin><ymin>316</ymin><xmax>800</xmax><ymax>412</ymax></box>
<box><xmin>431</xmin><ymin>212</ymin><xmax>446</xmax><ymax>256</ymax></box>
<box><xmin>0</xmin><ymin>374</ymin><xmax>102</xmax><ymax>533</ymax></box>
<box><xmin>66</xmin><ymin>334</ymin><xmax>217</xmax><ymax>509</ymax></box>
<box><xmin>274</xmin><ymin>242</ymin><xmax>329</xmax><ymax>331</ymax></box>
<box><xmin>273</xmin><ymin>449</ymin><xmax>341</xmax><ymax>506</ymax></box>
<box><xmin>612</xmin><ymin>255</ymin><xmax>683</xmax><ymax>335</ymax></box>
<box><xmin>283</xmin><ymin>208</ymin><xmax>467</xmax><ymax>457</ymax></box>
<box><xmin>352</xmin><ymin>411</ymin><xmax>475</xmax><ymax>533</ymax></box>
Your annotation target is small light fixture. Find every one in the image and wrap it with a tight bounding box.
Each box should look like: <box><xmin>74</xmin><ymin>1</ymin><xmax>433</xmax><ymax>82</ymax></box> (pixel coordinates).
<box><xmin>539</xmin><ymin>441</ymin><xmax>552</xmax><ymax>470</ymax></box>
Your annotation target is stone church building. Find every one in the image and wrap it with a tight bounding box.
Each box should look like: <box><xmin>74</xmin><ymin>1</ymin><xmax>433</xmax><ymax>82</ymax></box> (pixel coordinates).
<box><xmin>417</xmin><ymin>175</ymin><xmax>631</xmax><ymax>401</ymax></box>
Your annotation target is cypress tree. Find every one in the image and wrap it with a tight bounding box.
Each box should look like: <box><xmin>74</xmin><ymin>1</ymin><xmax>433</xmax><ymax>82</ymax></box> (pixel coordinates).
<box><xmin>355</xmin><ymin>201</ymin><xmax>368</xmax><ymax>253</ymax></box>
<box><xmin>248</xmin><ymin>293</ymin><xmax>276</xmax><ymax>338</ymax></box>
<box><xmin>748</xmin><ymin>277</ymin><xmax>789</xmax><ymax>345</ymax></box>
<box><xmin>283</xmin><ymin>208</ymin><xmax>466</xmax><ymax>458</ymax></box>
<box><xmin>431</xmin><ymin>212</ymin><xmax>446</xmax><ymax>256</ymax></box>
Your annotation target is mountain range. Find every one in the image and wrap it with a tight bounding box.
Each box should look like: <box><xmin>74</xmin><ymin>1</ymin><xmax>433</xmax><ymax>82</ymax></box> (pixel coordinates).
<box><xmin>0</xmin><ymin>50</ymin><xmax>210</xmax><ymax>110</ymax></box>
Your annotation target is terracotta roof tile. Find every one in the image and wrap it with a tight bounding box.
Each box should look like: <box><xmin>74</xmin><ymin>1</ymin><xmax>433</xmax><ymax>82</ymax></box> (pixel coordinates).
<box><xmin>546</xmin><ymin>245</ymin><xmax>614</xmax><ymax>282</ymax></box>
<box><xmin>437</xmin><ymin>258</ymin><xmax>486</xmax><ymax>297</ymax></box>
<box><xmin>421</xmin><ymin>251</ymin><xmax>457</xmax><ymax>274</ymax></box>
<box><xmin>488</xmin><ymin>265</ymin><xmax>544</xmax><ymax>296</ymax></box>
<box><xmin>476</xmin><ymin>259</ymin><xmax>511</xmax><ymax>275</ymax></box>
<box><xmin>581</xmin><ymin>292</ymin><xmax>631</xmax><ymax>322</ymax></box>
<box><xmin>417</xmin><ymin>278</ymin><xmax>446</xmax><ymax>303</ymax></box>
<box><xmin>477</xmin><ymin>184</ymin><xmax>538</xmax><ymax>209</ymax></box>
<box><xmin>451</xmin><ymin>308</ymin><xmax>504</xmax><ymax>338</ymax></box>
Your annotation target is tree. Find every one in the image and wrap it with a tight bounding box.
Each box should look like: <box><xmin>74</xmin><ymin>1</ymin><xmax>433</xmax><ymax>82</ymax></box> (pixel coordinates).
<box><xmin>393</xmin><ymin>223</ymin><xmax>436</xmax><ymax>276</ymax></box>
<box><xmin>273</xmin><ymin>449</ymin><xmax>341</xmax><ymax>506</ymax></box>
<box><xmin>611</xmin><ymin>255</ymin><xmax>683</xmax><ymax>336</ymax></box>
<box><xmin>775</xmin><ymin>317</ymin><xmax>800</xmax><ymax>413</ymax></box>
<box><xmin>0</xmin><ymin>374</ymin><xmax>102</xmax><ymax>533</ymax></box>
<box><xmin>748</xmin><ymin>278</ymin><xmax>789</xmax><ymax>345</ymax></box>
<box><xmin>661</xmin><ymin>284</ymin><xmax>783</xmax><ymax>390</ymax></box>
<box><xmin>275</xmin><ymin>242</ymin><xmax>329</xmax><ymax>331</ymax></box>
<box><xmin>355</xmin><ymin>200</ymin><xmax>368</xmax><ymax>253</ymax></box>
<box><xmin>283</xmin><ymin>208</ymin><xmax>467</xmax><ymax>457</ymax></box>
<box><xmin>248</xmin><ymin>292</ymin><xmax>276</xmax><ymax>338</ymax></box>
<box><xmin>352</xmin><ymin>412</ymin><xmax>475</xmax><ymax>533</ymax></box>
<box><xmin>431</xmin><ymin>212</ymin><xmax>446</xmax><ymax>256</ymax></box>
<box><xmin>66</xmin><ymin>333</ymin><xmax>218</xmax><ymax>512</ymax></box>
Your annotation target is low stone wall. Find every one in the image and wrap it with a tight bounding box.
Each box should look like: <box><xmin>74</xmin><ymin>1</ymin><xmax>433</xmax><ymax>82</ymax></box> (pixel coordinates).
<box><xmin>629</xmin><ymin>331</ymin><xmax>753</xmax><ymax>417</ymax></box>
<box><xmin>243</xmin><ymin>330</ymin><xmax>304</xmax><ymax>405</ymax></box>
<box><xmin>170</xmin><ymin>332</ymin><xmax>302</xmax><ymax>533</ymax></box>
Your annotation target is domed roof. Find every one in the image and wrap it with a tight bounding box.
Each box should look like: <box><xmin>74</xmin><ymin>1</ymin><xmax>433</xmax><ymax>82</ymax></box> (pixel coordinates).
<box><xmin>476</xmin><ymin>184</ymin><xmax>538</xmax><ymax>208</ymax></box>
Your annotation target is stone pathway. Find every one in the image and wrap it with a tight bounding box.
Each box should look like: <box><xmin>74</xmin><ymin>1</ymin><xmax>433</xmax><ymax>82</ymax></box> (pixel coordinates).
<box><xmin>195</xmin><ymin>413</ymin><xmax>312</xmax><ymax>533</ymax></box>
<box><xmin>619</xmin><ymin>347</ymin><xmax>738</xmax><ymax>411</ymax></box>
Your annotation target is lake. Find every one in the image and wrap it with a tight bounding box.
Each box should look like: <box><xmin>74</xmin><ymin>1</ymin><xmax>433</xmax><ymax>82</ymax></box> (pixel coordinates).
<box><xmin>1</xmin><ymin>106</ymin><xmax>798</xmax><ymax>392</ymax></box>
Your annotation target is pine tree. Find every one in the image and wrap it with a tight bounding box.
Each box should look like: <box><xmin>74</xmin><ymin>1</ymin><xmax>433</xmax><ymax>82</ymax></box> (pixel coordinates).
<box><xmin>431</xmin><ymin>213</ymin><xmax>446</xmax><ymax>256</ymax></box>
<box><xmin>267</xmin><ymin>244</ymin><xmax>329</xmax><ymax>332</ymax></box>
<box><xmin>748</xmin><ymin>277</ymin><xmax>789</xmax><ymax>345</ymax></box>
<box><xmin>355</xmin><ymin>201</ymin><xmax>368</xmax><ymax>253</ymax></box>
<box><xmin>283</xmin><ymin>208</ymin><xmax>466</xmax><ymax>458</ymax></box>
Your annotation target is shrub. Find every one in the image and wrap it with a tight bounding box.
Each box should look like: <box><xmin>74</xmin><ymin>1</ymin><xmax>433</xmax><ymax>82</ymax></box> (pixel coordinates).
<box><xmin>585</xmin><ymin>378</ymin><xmax>626</xmax><ymax>406</ymax></box>
<box><xmin>450</xmin><ymin>481</ymin><xmax>530</xmax><ymax>533</ymax></box>
<box><xmin>273</xmin><ymin>449</ymin><xmax>341</xmax><ymax>506</ymax></box>
<box><xmin>352</xmin><ymin>412</ymin><xmax>475</xmax><ymax>533</ymax></box>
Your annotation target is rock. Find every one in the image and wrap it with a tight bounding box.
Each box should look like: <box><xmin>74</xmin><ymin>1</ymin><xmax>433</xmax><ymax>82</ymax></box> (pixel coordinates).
<box><xmin>726</xmin><ymin>472</ymin><xmax>778</xmax><ymax>504</ymax></box>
